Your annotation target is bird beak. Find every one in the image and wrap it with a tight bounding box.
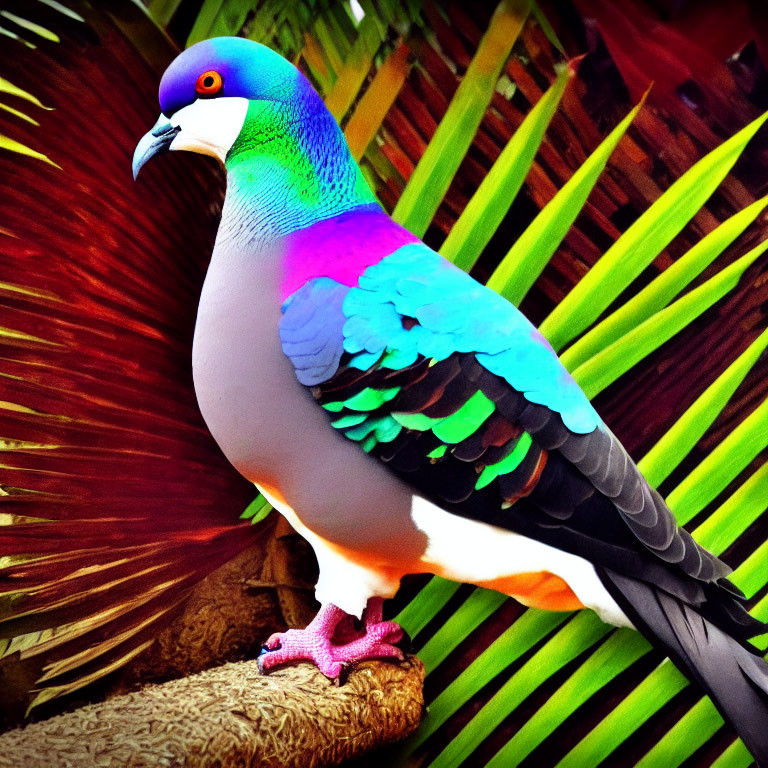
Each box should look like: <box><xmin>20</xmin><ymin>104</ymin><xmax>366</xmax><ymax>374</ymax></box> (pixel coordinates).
<box><xmin>132</xmin><ymin>113</ymin><xmax>180</xmax><ymax>179</ymax></box>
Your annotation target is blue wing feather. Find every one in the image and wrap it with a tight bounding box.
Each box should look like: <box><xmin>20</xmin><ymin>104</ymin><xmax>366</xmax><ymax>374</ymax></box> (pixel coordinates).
<box><xmin>279</xmin><ymin>241</ymin><xmax>729</xmax><ymax>586</ymax></box>
<box><xmin>339</xmin><ymin>243</ymin><xmax>599</xmax><ymax>434</ymax></box>
<box><xmin>280</xmin><ymin>277</ymin><xmax>348</xmax><ymax>385</ymax></box>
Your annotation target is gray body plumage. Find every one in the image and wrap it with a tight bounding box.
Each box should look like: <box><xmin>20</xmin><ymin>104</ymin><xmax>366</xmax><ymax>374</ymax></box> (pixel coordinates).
<box><xmin>192</xmin><ymin>217</ymin><xmax>426</xmax><ymax>564</ymax></box>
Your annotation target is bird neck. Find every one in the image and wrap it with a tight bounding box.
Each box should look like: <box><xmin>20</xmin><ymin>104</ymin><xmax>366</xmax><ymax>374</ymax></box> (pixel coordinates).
<box><xmin>218</xmin><ymin>92</ymin><xmax>379</xmax><ymax>247</ymax></box>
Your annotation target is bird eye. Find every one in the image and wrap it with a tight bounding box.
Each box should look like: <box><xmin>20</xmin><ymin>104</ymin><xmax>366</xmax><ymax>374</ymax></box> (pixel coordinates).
<box><xmin>195</xmin><ymin>70</ymin><xmax>223</xmax><ymax>97</ymax></box>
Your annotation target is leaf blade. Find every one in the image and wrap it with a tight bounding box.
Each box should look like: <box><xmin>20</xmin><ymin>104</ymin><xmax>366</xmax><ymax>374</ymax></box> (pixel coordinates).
<box><xmin>540</xmin><ymin>111</ymin><xmax>768</xmax><ymax>351</ymax></box>
<box><xmin>441</xmin><ymin>60</ymin><xmax>574</xmax><ymax>272</ymax></box>
<box><xmin>561</xmin><ymin>195</ymin><xmax>768</xmax><ymax>372</ymax></box>
<box><xmin>571</xmin><ymin>239</ymin><xmax>768</xmax><ymax>400</ymax></box>
<box><xmin>666</xmin><ymin>397</ymin><xmax>768</xmax><ymax>525</ymax></box>
<box><xmin>345</xmin><ymin>40</ymin><xmax>411</xmax><ymax>161</ymax></box>
<box><xmin>486</xmin><ymin>97</ymin><xmax>644</xmax><ymax>305</ymax></box>
<box><xmin>637</xmin><ymin>327</ymin><xmax>768</xmax><ymax>487</ymax></box>
<box><xmin>392</xmin><ymin>0</ymin><xmax>530</xmax><ymax>237</ymax></box>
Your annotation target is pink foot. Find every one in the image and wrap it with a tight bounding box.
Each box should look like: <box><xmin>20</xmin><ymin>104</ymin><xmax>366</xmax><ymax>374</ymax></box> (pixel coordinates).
<box><xmin>258</xmin><ymin>598</ymin><xmax>405</xmax><ymax>678</ymax></box>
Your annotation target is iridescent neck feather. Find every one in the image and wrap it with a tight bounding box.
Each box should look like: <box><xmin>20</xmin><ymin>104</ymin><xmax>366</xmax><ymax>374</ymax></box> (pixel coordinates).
<box><xmin>218</xmin><ymin>84</ymin><xmax>379</xmax><ymax>247</ymax></box>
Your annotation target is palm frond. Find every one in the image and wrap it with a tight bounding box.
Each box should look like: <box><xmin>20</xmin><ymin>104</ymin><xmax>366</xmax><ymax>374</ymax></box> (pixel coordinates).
<box><xmin>0</xmin><ymin>0</ymin><xmax>273</xmax><ymax>716</ymax></box>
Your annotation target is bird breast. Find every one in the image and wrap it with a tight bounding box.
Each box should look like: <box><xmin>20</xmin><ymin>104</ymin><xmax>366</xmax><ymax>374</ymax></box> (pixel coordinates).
<box><xmin>192</xmin><ymin>239</ymin><xmax>316</xmax><ymax>482</ymax></box>
<box><xmin>190</xmin><ymin>237</ymin><xmax>429</xmax><ymax>564</ymax></box>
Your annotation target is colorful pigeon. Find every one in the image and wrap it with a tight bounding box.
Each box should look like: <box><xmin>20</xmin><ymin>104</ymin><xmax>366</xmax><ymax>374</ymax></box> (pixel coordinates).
<box><xmin>133</xmin><ymin>37</ymin><xmax>768</xmax><ymax>764</ymax></box>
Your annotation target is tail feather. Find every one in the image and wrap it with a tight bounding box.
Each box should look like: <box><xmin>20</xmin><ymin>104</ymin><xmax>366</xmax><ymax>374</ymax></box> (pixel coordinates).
<box><xmin>598</xmin><ymin>568</ymin><xmax>768</xmax><ymax>767</ymax></box>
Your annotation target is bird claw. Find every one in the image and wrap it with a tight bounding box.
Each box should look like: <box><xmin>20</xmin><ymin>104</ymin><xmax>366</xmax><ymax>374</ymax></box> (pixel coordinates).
<box><xmin>258</xmin><ymin>604</ymin><xmax>405</xmax><ymax>679</ymax></box>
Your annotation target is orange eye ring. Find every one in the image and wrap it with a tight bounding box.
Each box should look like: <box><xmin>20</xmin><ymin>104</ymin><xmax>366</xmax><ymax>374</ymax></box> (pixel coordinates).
<box><xmin>195</xmin><ymin>70</ymin><xmax>223</xmax><ymax>97</ymax></box>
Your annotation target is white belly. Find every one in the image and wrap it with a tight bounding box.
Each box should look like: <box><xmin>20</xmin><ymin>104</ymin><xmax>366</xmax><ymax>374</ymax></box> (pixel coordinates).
<box><xmin>260</xmin><ymin>485</ymin><xmax>633</xmax><ymax>629</ymax></box>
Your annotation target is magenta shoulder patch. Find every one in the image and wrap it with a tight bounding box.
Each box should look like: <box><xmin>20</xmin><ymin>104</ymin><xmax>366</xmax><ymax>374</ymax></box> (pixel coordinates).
<box><xmin>280</xmin><ymin>206</ymin><xmax>419</xmax><ymax>301</ymax></box>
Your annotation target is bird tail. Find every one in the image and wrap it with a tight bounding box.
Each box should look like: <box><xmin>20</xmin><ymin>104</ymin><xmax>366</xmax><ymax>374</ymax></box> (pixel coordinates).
<box><xmin>597</xmin><ymin>568</ymin><xmax>768</xmax><ymax>767</ymax></box>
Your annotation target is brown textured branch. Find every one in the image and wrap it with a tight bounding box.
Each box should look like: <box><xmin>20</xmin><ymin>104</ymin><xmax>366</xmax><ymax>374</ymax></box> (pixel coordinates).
<box><xmin>114</xmin><ymin>525</ymin><xmax>319</xmax><ymax>691</ymax></box>
<box><xmin>0</xmin><ymin>658</ymin><xmax>424</xmax><ymax>768</ymax></box>
<box><xmin>0</xmin><ymin>529</ymin><xmax>321</xmax><ymax>731</ymax></box>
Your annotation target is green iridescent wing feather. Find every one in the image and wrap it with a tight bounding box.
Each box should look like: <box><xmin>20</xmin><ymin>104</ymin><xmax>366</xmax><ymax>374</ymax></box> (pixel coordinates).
<box><xmin>279</xmin><ymin>247</ymin><xmax>729</xmax><ymax>590</ymax></box>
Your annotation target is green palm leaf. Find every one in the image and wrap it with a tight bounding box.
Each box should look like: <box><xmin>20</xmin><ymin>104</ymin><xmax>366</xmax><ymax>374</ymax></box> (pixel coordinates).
<box><xmin>539</xmin><ymin>110</ymin><xmax>768</xmax><ymax>351</ymax></box>
<box><xmin>667</xmin><ymin>396</ymin><xmax>768</xmax><ymax>525</ymax></box>
<box><xmin>416</xmin><ymin>589</ymin><xmax>506</xmax><ymax>673</ymax></box>
<box><xmin>481</xmin><ymin>459</ymin><xmax>768</xmax><ymax>768</ymax></box>
<box><xmin>440</xmin><ymin>59</ymin><xmax>573</xmax><ymax>272</ymax></box>
<box><xmin>392</xmin><ymin>0</ymin><xmax>530</xmax><ymax>237</ymax></box>
<box><xmin>395</xmin><ymin>609</ymin><xmax>569</xmax><ymax>759</ymax></box>
<box><xmin>571</xmin><ymin>239</ymin><xmax>768</xmax><ymax>399</ymax></box>
<box><xmin>486</xmin><ymin>95</ymin><xmax>644</xmax><ymax>305</ymax></box>
<box><xmin>394</xmin><ymin>576</ymin><xmax>461</xmax><ymax>638</ymax></box>
<box><xmin>555</xmin><ymin>477</ymin><xmax>768</xmax><ymax>768</ymax></box>
<box><xmin>375</xmin><ymin>14</ymin><xmax>766</xmax><ymax>760</ymax></box>
<box><xmin>637</xmin><ymin>327</ymin><xmax>768</xmax><ymax>485</ymax></box>
<box><xmin>431</xmin><ymin>611</ymin><xmax>610</xmax><ymax>768</ymax></box>
<box><xmin>711</xmin><ymin>738</ymin><xmax>756</xmax><ymax>768</ymax></box>
<box><xmin>561</xmin><ymin>196</ymin><xmax>768</xmax><ymax>372</ymax></box>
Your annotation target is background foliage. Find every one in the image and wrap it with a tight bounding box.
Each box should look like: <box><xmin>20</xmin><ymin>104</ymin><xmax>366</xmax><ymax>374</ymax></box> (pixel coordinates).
<box><xmin>0</xmin><ymin>0</ymin><xmax>767</xmax><ymax>766</ymax></box>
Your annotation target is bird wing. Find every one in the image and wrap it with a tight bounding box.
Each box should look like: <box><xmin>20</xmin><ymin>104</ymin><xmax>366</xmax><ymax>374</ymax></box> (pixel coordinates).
<box><xmin>280</xmin><ymin>241</ymin><xmax>768</xmax><ymax>750</ymax></box>
<box><xmin>279</xmin><ymin>242</ymin><xmax>730</xmax><ymax>596</ymax></box>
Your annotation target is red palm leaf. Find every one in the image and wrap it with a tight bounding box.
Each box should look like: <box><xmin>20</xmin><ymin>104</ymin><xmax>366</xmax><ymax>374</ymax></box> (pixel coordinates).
<box><xmin>0</xmin><ymin>0</ymin><xmax>269</xmax><ymax>716</ymax></box>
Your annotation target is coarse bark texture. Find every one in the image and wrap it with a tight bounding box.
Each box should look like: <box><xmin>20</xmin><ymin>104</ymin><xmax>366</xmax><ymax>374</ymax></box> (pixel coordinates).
<box><xmin>114</xmin><ymin>520</ymin><xmax>319</xmax><ymax>691</ymax></box>
<box><xmin>0</xmin><ymin>521</ymin><xmax>319</xmax><ymax>731</ymax></box>
<box><xmin>0</xmin><ymin>657</ymin><xmax>424</xmax><ymax>768</ymax></box>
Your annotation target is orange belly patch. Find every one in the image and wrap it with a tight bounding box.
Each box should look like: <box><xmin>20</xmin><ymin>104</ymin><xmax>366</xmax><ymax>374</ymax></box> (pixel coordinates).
<box><xmin>475</xmin><ymin>572</ymin><xmax>585</xmax><ymax>612</ymax></box>
<box><xmin>258</xmin><ymin>482</ymin><xmax>287</xmax><ymax>505</ymax></box>
<box><xmin>258</xmin><ymin>482</ymin><xmax>585</xmax><ymax>613</ymax></box>
<box><xmin>257</xmin><ymin>481</ymin><xmax>418</xmax><ymax>590</ymax></box>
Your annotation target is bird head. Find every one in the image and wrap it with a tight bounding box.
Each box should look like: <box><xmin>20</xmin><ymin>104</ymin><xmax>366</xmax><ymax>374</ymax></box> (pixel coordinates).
<box><xmin>132</xmin><ymin>37</ymin><xmax>316</xmax><ymax>179</ymax></box>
